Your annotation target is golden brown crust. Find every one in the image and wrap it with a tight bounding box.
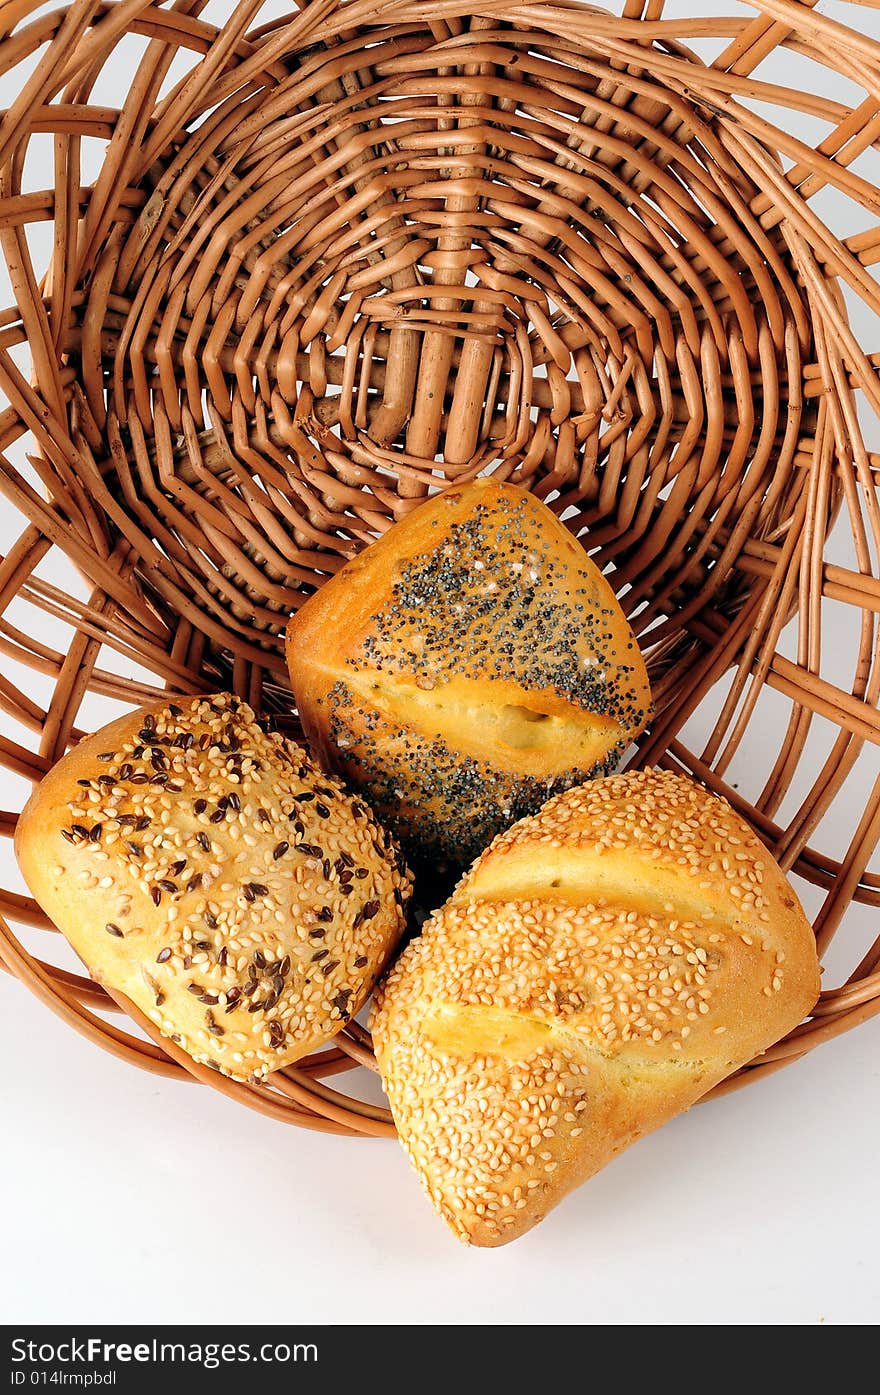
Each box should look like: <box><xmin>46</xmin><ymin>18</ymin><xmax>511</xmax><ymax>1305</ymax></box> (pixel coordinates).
<box><xmin>286</xmin><ymin>480</ymin><xmax>651</xmax><ymax>870</ymax></box>
<box><xmin>16</xmin><ymin>694</ymin><xmax>412</xmax><ymax>1081</ymax></box>
<box><xmin>372</xmin><ymin>769</ymin><xmax>820</xmax><ymax>1246</ymax></box>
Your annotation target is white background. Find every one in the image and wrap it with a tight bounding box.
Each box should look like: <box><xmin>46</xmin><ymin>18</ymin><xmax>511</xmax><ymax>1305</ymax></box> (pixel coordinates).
<box><xmin>2</xmin><ymin>0</ymin><xmax>880</xmax><ymax>1326</ymax></box>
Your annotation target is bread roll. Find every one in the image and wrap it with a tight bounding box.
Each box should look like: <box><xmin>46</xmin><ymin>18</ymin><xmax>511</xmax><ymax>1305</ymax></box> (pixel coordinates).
<box><xmin>286</xmin><ymin>480</ymin><xmax>650</xmax><ymax>872</ymax></box>
<box><xmin>372</xmin><ymin>769</ymin><xmax>820</xmax><ymax>1246</ymax></box>
<box><xmin>16</xmin><ymin>693</ymin><xmax>412</xmax><ymax>1081</ymax></box>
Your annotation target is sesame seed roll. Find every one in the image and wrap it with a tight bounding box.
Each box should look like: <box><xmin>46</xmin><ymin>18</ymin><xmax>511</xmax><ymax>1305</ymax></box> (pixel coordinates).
<box><xmin>286</xmin><ymin>480</ymin><xmax>651</xmax><ymax>873</ymax></box>
<box><xmin>372</xmin><ymin>769</ymin><xmax>820</xmax><ymax>1246</ymax></box>
<box><xmin>16</xmin><ymin>694</ymin><xmax>412</xmax><ymax>1081</ymax></box>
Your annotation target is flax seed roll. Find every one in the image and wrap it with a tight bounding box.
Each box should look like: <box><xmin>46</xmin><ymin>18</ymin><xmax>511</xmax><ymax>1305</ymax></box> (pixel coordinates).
<box><xmin>372</xmin><ymin>769</ymin><xmax>820</xmax><ymax>1246</ymax></box>
<box><xmin>285</xmin><ymin>480</ymin><xmax>651</xmax><ymax>872</ymax></box>
<box><xmin>15</xmin><ymin>694</ymin><xmax>412</xmax><ymax>1081</ymax></box>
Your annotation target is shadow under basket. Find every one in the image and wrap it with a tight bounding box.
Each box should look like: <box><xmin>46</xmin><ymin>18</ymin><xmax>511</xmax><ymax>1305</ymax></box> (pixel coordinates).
<box><xmin>1</xmin><ymin>0</ymin><xmax>880</xmax><ymax>1137</ymax></box>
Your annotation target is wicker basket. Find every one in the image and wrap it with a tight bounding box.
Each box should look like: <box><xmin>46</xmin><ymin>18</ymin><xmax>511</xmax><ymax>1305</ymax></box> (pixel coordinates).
<box><xmin>1</xmin><ymin>0</ymin><xmax>879</xmax><ymax>1139</ymax></box>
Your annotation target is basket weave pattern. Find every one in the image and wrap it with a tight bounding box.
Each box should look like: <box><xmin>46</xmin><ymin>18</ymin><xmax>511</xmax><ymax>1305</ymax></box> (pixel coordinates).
<box><xmin>1</xmin><ymin>0</ymin><xmax>879</xmax><ymax>1135</ymax></box>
